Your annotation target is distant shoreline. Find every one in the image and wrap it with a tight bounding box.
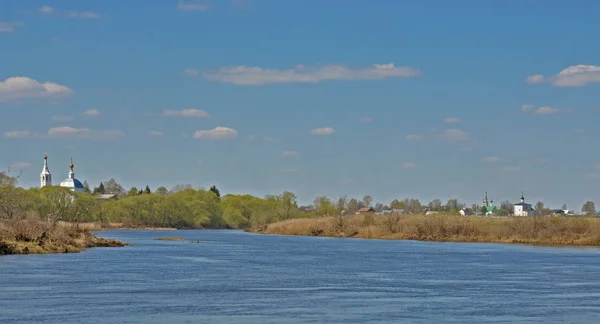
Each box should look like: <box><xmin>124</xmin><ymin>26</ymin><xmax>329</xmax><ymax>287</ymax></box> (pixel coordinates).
<box><xmin>246</xmin><ymin>214</ymin><xmax>600</xmax><ymax>247</ymax></box>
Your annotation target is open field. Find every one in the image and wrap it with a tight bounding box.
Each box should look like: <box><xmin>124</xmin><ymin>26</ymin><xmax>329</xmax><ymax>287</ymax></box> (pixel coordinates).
<box><xmin>0</xmin><ymin>220</ymin><xmax>127</xmax><ymax>255</ymax></box>
<box><xmin>248</xmin><ymin>214</ymin><xmax>600</xmax><ymax>247</ymax></box>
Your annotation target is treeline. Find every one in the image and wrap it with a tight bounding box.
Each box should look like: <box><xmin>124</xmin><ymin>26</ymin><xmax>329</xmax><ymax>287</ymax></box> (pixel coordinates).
<box><xmin>0</xmin><ymin>173</ymin><xmax>305</xmax><ymax>229</ymax></box>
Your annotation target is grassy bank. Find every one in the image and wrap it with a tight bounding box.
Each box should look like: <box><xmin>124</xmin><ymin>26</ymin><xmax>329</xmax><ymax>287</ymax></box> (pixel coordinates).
<box><xmin>0</xmin><ymin>220</ymin><xmax>127</xmax><ymax>255</ymax></box>
<box><xmin>63</xmin><ymin>221</ymin><xmax>177</xmax><ymax>231</ymax></box>
<box><xmin>248</xmin><ymin>214</ymin><xmax>600</xmax><ymax>246</ymax></box>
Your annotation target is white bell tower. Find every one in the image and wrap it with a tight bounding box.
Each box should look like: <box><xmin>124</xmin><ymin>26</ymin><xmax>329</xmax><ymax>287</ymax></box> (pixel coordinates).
<box><xmin>40</xmin><ymin>153</ymin><xmax>52</xmax><ymax>188</ymax></box>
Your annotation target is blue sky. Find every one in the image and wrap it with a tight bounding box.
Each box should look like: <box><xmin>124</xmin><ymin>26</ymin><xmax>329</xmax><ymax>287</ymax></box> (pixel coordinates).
<box><xmin>1</xmin><ymin>0</ymin><xmax>600</xmax><ymax>209</ymax></box>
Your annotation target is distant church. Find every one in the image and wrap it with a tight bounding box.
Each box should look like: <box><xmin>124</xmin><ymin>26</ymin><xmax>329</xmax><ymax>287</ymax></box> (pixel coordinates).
<box><xmin>40</xmin><ymin>153</ymin><xmax>85</xmax><ymax>193</ymax></box>
<box><xmin>514</xmin><ymin>192</ymin><xmax>535</xmax><ymax>216</ymax></box>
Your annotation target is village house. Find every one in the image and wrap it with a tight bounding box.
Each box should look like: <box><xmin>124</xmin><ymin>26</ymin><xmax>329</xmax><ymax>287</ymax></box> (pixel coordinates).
<box><xmin>356</xmin><ymin>207</ymin><xmax>376</xmax><ymax>215</ymax></box>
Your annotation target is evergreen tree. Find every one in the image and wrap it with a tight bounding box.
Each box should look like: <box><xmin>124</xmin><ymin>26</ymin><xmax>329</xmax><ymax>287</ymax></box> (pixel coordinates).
<box><xmin>145</xmin><ymin>185</ymin><xmax>151</xmax><ymax>194</ymax></box>
<box><xmin>209</xmin><ymin>185</ymin><xmax>221</xmax><ymax>198</ymax></box>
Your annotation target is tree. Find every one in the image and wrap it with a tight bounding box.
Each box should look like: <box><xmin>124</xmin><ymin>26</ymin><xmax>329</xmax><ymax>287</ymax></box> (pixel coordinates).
<box><xmin>313</xmin><ymin>196</ymin><xmax>336</xmax><ymax>216</ymax></box>
<box><xmin>128</xmin><ymin>187</ymin><xmax>139</xmax><ymax>197</ymax></box>
<box><xmin>83</xmin><ymin>181</ymin><xmax>91</xmax><ymax>194</ymax></box>
<box><xmin>103</xmin><ymin>179</ymin><xmax>125</xmax><ymax>196</ymax></box>
<box><xmin>362</xmin><ymin>195</ymin><xmax>373</xmax><ymax>208</ymax></box>
<box><xmin>144</xmin><ymin>185</ymin><xmax>151</xmax><ymax>194</ymax></box>
<box><xmin>428</xmin><ymin>199</ymin><xmax>442</xmax><ymax>211</ymax></box>
<box><xmin>374</xmin><ymin>202</ymin><xmax>384</xmax><ymax>212</ymax></box>
<box><xmin>500</xmin><ymin>200</ymin><xmax>513</xmax><ymax>216</ymax></box>
<box><xmin>273</xmin><ymin>191</ymin><xmax>298</xmax><ymax>220</ymax></box>
<box><xmin>390</xmin><ymin>199</ymin><xmax>404</xmax><ymax>210</ymax></box>
<box><xmin>561</xmin><ymin>204</ymin><xmax>567</xmax><ymax>210</ymax></box>
<box><xmin>209</xmin><ymin>185</ymin><xmax>220</xmax><ymax>198</ymax></box>
<box><xmin>336</xmin><ymin>195</ymin><xmax>347</xmax><ymax>214</ymax></box>
<box><xmin>155</xmin><ymin>186</ymin><xmax>168</xmax><ymax>195</ymax></box>
<box><xmin>346</xmin><ymin>198</ymin><xmax>359</xmax><ymax>214</ymax></box>
<box><xmin>445</xmin><ymin>199</ymin><xmax>459</xmax><ymax>212</ymax></box>
<box><xmin>169</xmin><ymin>184</ymin><xmax>193</xmax><ymax>194</ymax></box>
<box><xmin>535</xmin><ymin>201</ymin><xmax>545</xmax><ymax>216</ymax></box>
<box><xmin>93</xmin><ymin>182</ymin><xmax>106</xmax><ymax>194</ymax></box>
<box><xmin>582</xmin><ymin>201</ymin><xmax>597</xmax><ymax>215</ymax></box>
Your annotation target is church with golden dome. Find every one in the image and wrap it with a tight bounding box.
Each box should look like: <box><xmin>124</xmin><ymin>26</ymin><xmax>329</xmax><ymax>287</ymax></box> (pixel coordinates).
<box><xmin>40</xmin><ymin>154</ymin><xmax>85</xmax><ymax>193</ymax></box>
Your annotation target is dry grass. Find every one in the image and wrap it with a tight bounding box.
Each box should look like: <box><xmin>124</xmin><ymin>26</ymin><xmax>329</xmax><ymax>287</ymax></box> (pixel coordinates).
<box><xmin>0</xmin><ymin>220</ymin><xmax>127</xmax><ymax>255</ymax></box>
<box><xmin>248</xmin><ymin>214</ymin><xmax>600</xmax><ymax>247</ymax></box>
<box><xmin>64</xmin><ymin>221</ymin><xmax>177</xmax><ymax>231</ymax></box>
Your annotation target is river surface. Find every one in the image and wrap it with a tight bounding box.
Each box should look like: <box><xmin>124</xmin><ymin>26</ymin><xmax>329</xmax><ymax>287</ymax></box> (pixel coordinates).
<box><xmin>2</xmin><ymin>230</ymin><xmax>600</xmax><ymax>323</ymax></box>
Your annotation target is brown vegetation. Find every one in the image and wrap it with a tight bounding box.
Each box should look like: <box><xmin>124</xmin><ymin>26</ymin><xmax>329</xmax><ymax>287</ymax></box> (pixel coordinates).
<box><xmin>248</xmin><ymin>214</ymin><xmax>600</xmax><ymax>246</ymax></box>
<box><xmin>0</xmin><ymin>220</ymin><xmax>127</xmax><ymax>255</ymax></box>
<box><xmin>155</xmin><ymin>237</ymin><xmax>184</xmax><ymax>241</ymax></box>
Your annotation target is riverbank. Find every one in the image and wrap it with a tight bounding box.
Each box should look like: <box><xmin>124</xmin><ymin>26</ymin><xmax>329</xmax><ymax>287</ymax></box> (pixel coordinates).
<box><xmin>63</xmin><ymin>221</ymin><xmax>177</xmax><ymax>231</ymax></box>
<box><xmin>0</xmin><ymin>220</ymin><xmax>127</xmax><ymax>255</ymax></box>
<box><xmin>247</xmin><ymin>214</ymin><xmax>600</xmax><ymax>246</ymax></box>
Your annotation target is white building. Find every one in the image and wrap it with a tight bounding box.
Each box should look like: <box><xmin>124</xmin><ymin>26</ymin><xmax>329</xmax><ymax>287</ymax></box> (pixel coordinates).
<box><xmin>514</xmin><ymin>192</ymin><xmax>535</xmax><ymax>216</ymax></box>
<box><xmin>40</xmin><ymin>153</ymin><xmax>52</xmax><ymax>187</ymax></box>
<box><xmin>59</xmin><ymin>159</ymin><xmax>85</xmax><ymax>193</ymax></box>
<box><xmin>40</xmin><ymin>154</ymin><xmax>85</xmax><ymax>193</ymax></box>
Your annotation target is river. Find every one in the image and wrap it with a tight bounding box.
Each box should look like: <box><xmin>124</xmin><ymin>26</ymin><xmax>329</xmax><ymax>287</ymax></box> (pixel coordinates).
<box><xmin>1</xmin><ymin>230</ymin><xmax>600</xmax><ymax>323</ymax></box>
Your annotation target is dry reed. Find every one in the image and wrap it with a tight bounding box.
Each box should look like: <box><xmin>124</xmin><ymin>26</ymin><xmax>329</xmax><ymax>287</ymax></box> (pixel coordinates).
<box><xmin>249</xmin><ymin>214</ymin><xmax>600</xmax><ymax>246</ymax></box>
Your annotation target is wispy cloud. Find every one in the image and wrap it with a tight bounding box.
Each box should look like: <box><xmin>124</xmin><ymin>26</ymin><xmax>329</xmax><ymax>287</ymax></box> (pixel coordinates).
<box><xmin>401</xmin><ymin>162</ymin><xmax>418</xmax><ymax>169</ymax></box>
<box><xmin>282</xmin><ymin>150</ymin><xmax>299</xmax><ymax>158</ymax></box>
<box><xmin>310</xmin><ymin>127</ymin><xmax>335</xmax><ymax>135</ymax></box>
<box><xmin>67</xmin><ymin>11</ymin><xmax>100</xmax><ymax>19</ymax></box>
<box><xmin>359</xmin><ymin>117</ymin><xmax>374</xmax><ymax>123</ymax></box>
<box><xmin>199</xmin><ymin>63</ymin><xmax>420</xmax><ymax>85</ymax></box>
<box><xmin>405</xmin><ymin>134</ymin><xmax>425</xmax><ymax>141</ymax></box>
<box><xmin>160</xmin><ymin>109</ymin><xmax>209</xmax><ymax>117</ymax></box>
<box><xmin>39</xmin><ymin>6</ymin><xmax>54</xmax><ymax>14</ymax></box>
<box><xmin>83</xmin><ymin>109</ymin><xmax>100</xmax><ymax>116</ymax></box>
<box><xmin>193</xmin><ymin>126</ymin><xmax>237</xmax><ymax>140</ymax></box>
<box><xmin>0</xmin><ymin>22</ymin><xmax>23</xmax><ymax>33</ymax></box>
<box><xmin>521</xmin><ymin>104</ymin><xmax>569</xmax><ymax>115</ymax></box>
<box><xmin>501</xmin><ymin>166</ymin><xmax>520</xmax><ymax>173</ymax></box>
<box><xmin>526</xmin><ymin>65</ymin><xmax>600</xmax><ymax>87</ymax></box>
<box><xmin>148</xmin><ymin>130</ymin><xmax>164</xmax><ymax>136</ymax></box>
<box><xmin>439</xmin><ymin>129</ymin><xmax>469</xmax><ymax>141</ymax></box>
<box><xmin>182</xmin><ymin>68</ymin><xmax>200</xmax><ymax>77</ymax></box>
<box><xmin>4</xmin><ymin>127</ymin><xmax>124</xmax><ymax>140</ymax></box>
<box><xmin>177</xmin><ymin>1</ymin><xmax>210</xmax><ymax>11</ymax></box>
<box><xmin>443</xmin><ymin>117</ymin><xmax>461</xmax><ymax>124</ymax></box>
<box><xmin>0</xmin><ymin>77</ymin><xmax>73</xmax><ymax>102</ymax></box>
<box><xmin>482</xmin><ymin>156</ymin><xmax>504</xmax><ymax>163</ymax></box>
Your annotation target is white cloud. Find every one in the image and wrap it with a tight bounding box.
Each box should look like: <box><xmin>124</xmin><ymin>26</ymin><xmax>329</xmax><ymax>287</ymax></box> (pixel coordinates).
<box><xmin>310</xmin><ymin>127</ymin><xmax>335</xmax><ymax>135</ymax></box>
<box><xmin>9</xmin><ymin>162</ymin><xmax>30</xmax><ymax>169</ymax></box>
<box><xmin>405</xmin><ymin>134</ymin><xmax>424</xmax><ymax>141</ymax></box>
<box><xmin>182</xmin><ymin>68</ymin><xmax>200</xmax><ymax>77</ymax></box>
<box><xmin>359</xmin><ymin>117</ymin><xmax>374</xmax><ymax>123</ymax></box>
<box><xmin>193</xmin><ymin>126</ymin><xmax>237</xmax><ymax>140</ymax></box>
<box><xmin>440</xmin><ymin>129</ymin><xmax>469</xmax><ymax>141</ymax></box>
<box><xmin>148</xmin><ymin>130</ymin><xmax>164</xmax><ymax>136</ymax></box>
<box><xmin>482</xmin><ymin>156</ymin><xmax>504</xmax><ymax>163</ymax></box>
<box><xmin>52</xmin><ymin>116</ymin><xmax>73</xmax><ymax>122</ymax></box>
<box><xmin>4</xmin><ymin>127</ymin><xmax>124</xmax><ymax>139</ymax></box>
<box><xmin>521</xmin><ymin>104</ymin><xmax>567</xmax><ymax>115</ymax></box>
<box><xmin>501</xmin><ymin>166</ymin><xmax>520</xmax><ymax>173</ymax></box>
<box><xmin>282</xmin><ymin>150</ymin><xmax>299</xmax><ymax>158</ymax></box>
<box><xmin>401</xmin><ymin>162</ymin><xmax>418</xmax><ymax>169</ymax></box>
<box><xmin>67</xmin><ymin>11</ymin><xmax>101</xmax><ymax>19</ymax></box>
<box><xmin>0</xmin><ymin>22</ymin><xmax>22</xmax><ymax>33</ymax></box>
<box><xmin>0</xmin><ymin>77</ymin><xmax>73</xmax><ymax>102</ymax></box>
<box><xmin>39</xmin><ymin>6</ymin><xmax>54</xmax><ymax>14</ymax></box>
<box><xmin>526</xmin><ymin>65</ymin><xmax>600</xmax><ymax>87</ymax></box>
<box><xmin>83</xmin><ymin>109</ymin><xmax>100</xmax><ymax>116</ymax></box>
<box><xmin>201</xmin><ymin>63</ymin><xmax>420</xmax><ymax>85</ymax></box>
<box><xmin>443</xmin><ymin>117</ymin><xmax>460</xmax><ymax>124</ymax></box>
<box><xmin>160</xmin><ymin>109</ymin><xmax>209</xmax><ymax>117</ymax></box>
<box><xmin>177</xmin><ymin>1</ymin><xmax>210</xmax><ymax>11</ymax></box>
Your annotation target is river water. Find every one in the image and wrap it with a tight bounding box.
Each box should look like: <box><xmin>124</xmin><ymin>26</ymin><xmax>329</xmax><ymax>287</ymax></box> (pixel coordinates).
<box><xmin>2</xmin><ymin>230</ymin><xmax>600</xmax><ymax>323</ymax></box>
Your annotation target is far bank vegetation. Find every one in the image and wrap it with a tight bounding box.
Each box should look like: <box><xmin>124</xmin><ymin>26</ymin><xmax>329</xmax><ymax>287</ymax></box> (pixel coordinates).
<box><xmin>250</xmin><ymin>213</ymin><xmax>600</xmax><ymax>246</ymax></box>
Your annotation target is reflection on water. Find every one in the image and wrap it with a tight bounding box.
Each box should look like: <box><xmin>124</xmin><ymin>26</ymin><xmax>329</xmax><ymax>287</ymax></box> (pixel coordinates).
<box><xmin>2</xmin><ymin>230</ymin><xmax>600</xmax><ymax>323</ymax></box>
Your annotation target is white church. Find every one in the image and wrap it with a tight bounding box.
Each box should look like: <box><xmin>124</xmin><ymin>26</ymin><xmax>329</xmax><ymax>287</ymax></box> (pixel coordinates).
<box><xmin>40</xmin><ymin>153</ymin><xmax>86</xmax><ymax>193</ymax></box>
<box><xmin>514</xmin><ymin>192</ymin><xmax>535</xmax><ymax>216</ymax></box>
